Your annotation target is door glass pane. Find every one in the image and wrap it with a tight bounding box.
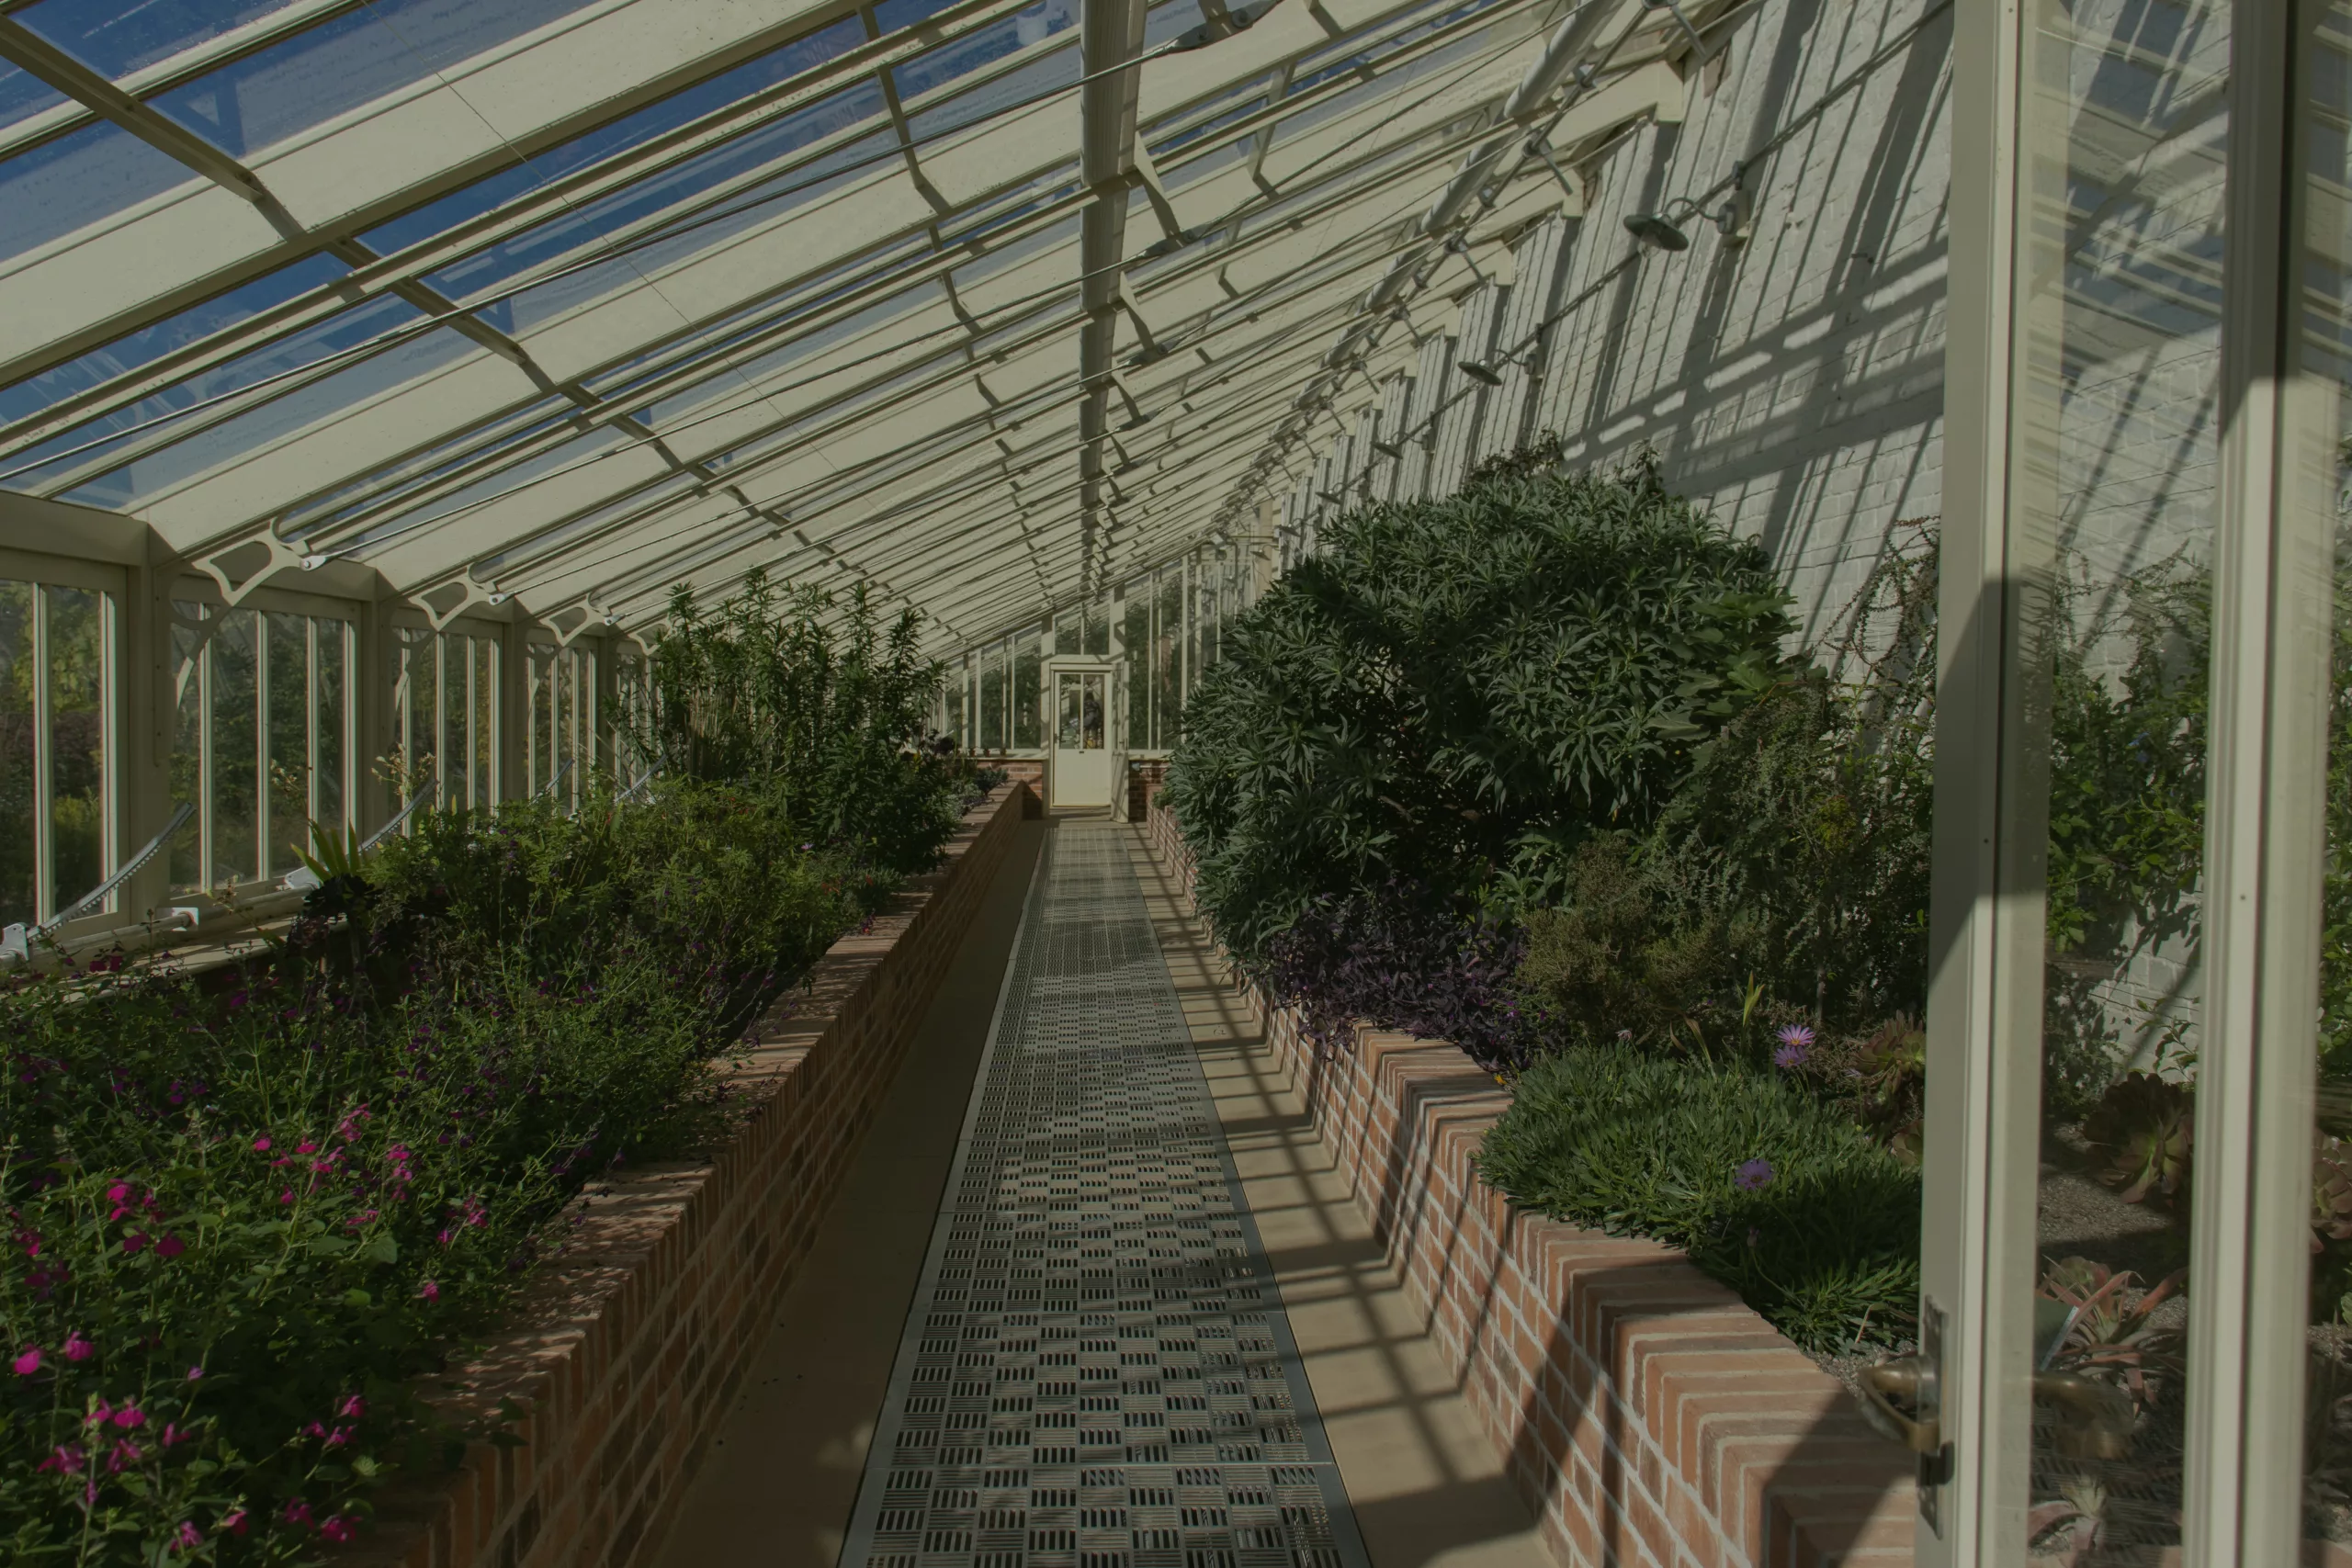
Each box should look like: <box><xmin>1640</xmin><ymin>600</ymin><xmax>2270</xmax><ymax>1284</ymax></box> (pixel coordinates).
<box><xmin>2009</xmin><ymin>0</ymin><xmax>2227</xmax><ymax>1551</ymax></box>
<box><xmin>1057</xmin><ymin>672</ymin><xmax>1081</xmax><ymax>749</ymax></box>
<box><xmin>315</xmin><ymin>619</ymin><xmax>345</xmax><ymax>839</ymax></box>
<box><xmin>209</xmin><ymin>608</ymin><xmax>257</xmax><ymax>886</ymax></box>
<box><xmin>266</xmin><ymin>610</ymin><xmax>305</xmax><ymax>874</ymax></box>
<box><xmin>47</xmin><ymin>586</ymin><xmax>105</xmax><ymax>913</ymax></box>
<box><xmin>2305</xmin><ymin>0</ymin><xmax>2352</xmax><ymax>1545</ymax></box>
<box><xmin>1080</xmin><ymin>672</ymin><xmax>1104</xmax><ymax>750</ymax></box>
<box><xmin>0</xmin><ymin>581</ymin><xmax>33</xmax><ymax>927</ymax></box>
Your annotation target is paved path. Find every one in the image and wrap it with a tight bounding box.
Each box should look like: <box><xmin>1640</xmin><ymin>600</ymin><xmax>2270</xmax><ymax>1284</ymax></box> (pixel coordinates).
<box><xmin>838</xmin><ymin>821</ymin><xmax>1373</xmax><ymax>1568</ymax></box>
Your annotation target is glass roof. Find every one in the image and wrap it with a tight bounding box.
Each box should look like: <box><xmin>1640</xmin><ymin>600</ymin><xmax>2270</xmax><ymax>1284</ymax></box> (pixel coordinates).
<box><xmin>0</xmin><ymin>0</ymin><xmax>1706</xmax><ymax>648</ymax></box>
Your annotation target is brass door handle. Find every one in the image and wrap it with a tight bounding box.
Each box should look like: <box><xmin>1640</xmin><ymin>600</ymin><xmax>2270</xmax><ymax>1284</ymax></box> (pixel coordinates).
<box><xmin>2034</xmin><ymin>1371</ymin><xmax>2136</xmax><ymax>1460</ymax></box>
<box><xmin>1860</xmin><ymin>1359</ymin><xmax>2135</xmax><ymax>1461</ymax></box>
<box><xmin>1860</xmin><ymin>1355</ymin><xmax>1940</xmax><ymax>1453</ymax></box>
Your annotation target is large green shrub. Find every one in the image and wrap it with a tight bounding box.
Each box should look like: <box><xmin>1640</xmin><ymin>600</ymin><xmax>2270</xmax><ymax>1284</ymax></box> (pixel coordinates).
<box><xmin>630</xmin><ymin>570</ymin><xmax>962</xmax><ymax>874</ymax></box>
<box><xmin>1162</xmin><ymin>459</ymin><xmax>1795</xmax><ymax>955</ymax></box>
<box><xmin>1477</xmin><ymin>1044</ymin><xmax>1921</xmax><ymax>1351</ymax></box>
<box><xmin>1518</xmin><ymin>541</ymin><xmax>1938</xmax><ymax>1048</ymax></box>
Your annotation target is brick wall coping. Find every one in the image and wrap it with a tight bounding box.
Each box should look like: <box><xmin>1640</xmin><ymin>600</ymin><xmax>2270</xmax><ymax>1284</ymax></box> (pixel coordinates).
<box><xmin>1144</xmin><ymin>804</ymin><xmax>1917</xmax><ymax>1568</ymax></box>
<box><xmin>348</xmin><ymin>781</ymin><xmax>1036</xmax><ymax>1568</ymax></box>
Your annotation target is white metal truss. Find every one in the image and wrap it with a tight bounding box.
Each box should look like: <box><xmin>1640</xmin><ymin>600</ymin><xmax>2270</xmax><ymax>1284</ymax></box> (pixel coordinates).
<box><xmin>0</xmin><ymin>0</ymin><xmax>1710</xmax><ymax>649</ymax></box>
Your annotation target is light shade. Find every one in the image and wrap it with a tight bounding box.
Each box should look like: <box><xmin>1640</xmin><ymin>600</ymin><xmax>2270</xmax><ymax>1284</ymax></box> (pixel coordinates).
<box><xmin>1623</xmin><ymin>211</ymin><xmax>1691</xmax><ymax>251</ymax></box>
<box><xmin>1371</xmin><ymin>440</ymin><xmax>1406</xmax><ymax>458</ymax></box>
<box><xmin>1458</xmin><ymin>360</ymin><xmax>1504</xmax><ymax>387</ymax></box>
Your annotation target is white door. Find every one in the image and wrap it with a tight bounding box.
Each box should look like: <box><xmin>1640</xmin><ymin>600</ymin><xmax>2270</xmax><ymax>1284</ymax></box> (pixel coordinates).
<box><xmin>1048</xmin><ymin>664</ymin><xmax>1114</xmax><ymax>810</ymax></box>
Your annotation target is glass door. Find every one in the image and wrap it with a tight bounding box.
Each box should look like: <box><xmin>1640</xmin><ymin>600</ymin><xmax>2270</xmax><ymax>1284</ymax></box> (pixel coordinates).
<box><xmin>1047</xmin><ymin>663</ymin><xmax>1114</xmax><ymax>810</ymax></box>
<box><xmin>1924</xmin><ymin>0</ymin><xmax>2345</xmax><ymax>1561</ymax></box>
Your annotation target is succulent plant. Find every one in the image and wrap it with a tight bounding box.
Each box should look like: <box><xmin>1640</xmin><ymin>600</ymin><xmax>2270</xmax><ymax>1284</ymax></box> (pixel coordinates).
<box><xmin>2081</xmin><ymin>1071</ymin><xmax>2194</xmax><ymax>1206</ymax></box>
<box><xmin>2038</xmin><ymin>1255</ymin><xmax>2187</xmax><ymax>1410</ymax></box>
<box><xmin>1843</xmin><ymin>1012</ymin><xmax>1927</xmax><ymax>1158</ymax></box>
<box><xmin>2315</xmin><ymin>1136</ymin><xmax>2352</xmax><ymax>1254</ymax></box>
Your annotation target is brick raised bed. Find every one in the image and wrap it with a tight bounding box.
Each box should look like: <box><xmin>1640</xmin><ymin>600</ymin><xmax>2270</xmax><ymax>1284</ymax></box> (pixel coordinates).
<box><xmin>1146</xmin><ymin>805</ymin><xmax>1916</xmax><ymax>1568</ymax></box>
<box><xmin>351</xmin><ymin>782</ymin><xmax>1038</xmax><ymax>1568</ymax></box>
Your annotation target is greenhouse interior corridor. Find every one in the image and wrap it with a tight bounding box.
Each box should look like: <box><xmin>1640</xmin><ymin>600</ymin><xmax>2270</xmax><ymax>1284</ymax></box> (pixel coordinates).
<box><xmin>650</xmin><ymin>814</ymin><xmax>1549</xmax><ymax>1568</ymax></box>
<box><xmin>3</xmin><ymin>0</ymin><xmax>2350</xmax><ymax>1562</ymax></box>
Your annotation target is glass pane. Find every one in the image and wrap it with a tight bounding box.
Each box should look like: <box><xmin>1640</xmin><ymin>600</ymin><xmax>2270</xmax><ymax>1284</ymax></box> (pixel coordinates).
<box><xmin>0</xmin><ymin>581</ymin><xmax>34</xmax><ymax>927</ymax></box>
<box><xmin>265</xmin><ymin>610</ymin><xmax>304</xmax><ymax>874</ymax></box>
<box><xmin>473</xmin><ymin>638</ymin><xmax>495</xmax><ymax>808</ymax></box>
<box><xmin>530</xmin><ymin>642</ymin><xmax>556</xmax><ymax>795</ymax></box>
<box><xmin>46</xmin><ymin>586</ymin><xmax>105</xmax><ymax>916</ymax></box>
<box><xmin>1124</xmin><ymin>599</ymin><xmax>1148</xmax><ymax>746</ymax></box>
<box><xmin>397</xmin><ymin>627</ymin><xmax>436</xmax><ymax>811</ymax></box>
<box><xmin>1054</xmin><ymin>614</ymin><xmax>1080</xmax><ymax>656</ymax></box>
<box><xmin>980</xmin><ymin>641</ymin><xmax>1007</xmax><ymax>751</ymax></box>
<box><xmin>209</xmin><ymin>609</ymin><xmax>257</xmax><ymax>886</ymax></box>
<box><xmin>2306</xmin><ymin>0</ymin><xmax>2352</xmax><ymax>1547</ymax></box>
<box><xmin>315</xmin><ymin>619</ymin><xmax>345</xmax><ymax>839</ymax></box>
<box><xmin>2007</xmin><ymin>0</ymin><xmax>2228</xmax><ymax>1552</ymax></box>
<box><xmin>148</xmin><ymin>0</ymin><xmax>612</xmax><ymax>158</ymax></box>
<box><xmin>440</xmin><ymin>634</ymin><xmax>469</xmax><ymax>811</ymax></box>
<box><xmin>1083</xmin><ymin>602</ymin><xmax>1109</xmax><ymax>656</ymax></box>
<box><xmin>166</xmin><ymin>604</ymin><xmax>202</xmax><ymax>893</ymax></box>
<box><xmin>1155</xmin><ymin>572</ymin><xmax>1182</xmax><ymax>747</ymax></box>
<box><xmin>1056</xmin><ymin>672</ymin><xmax>1080</xmax><ymax>749</ymax></box>
<box><xmin>1012</xmin><ymin>631</ymin><xmax>1042</xmax><ymax>748</ymax></box>
<box><xmin>1080</xmin><ymin>672</ymin><xmax>1103</xmax><ymax>750</ymax></box>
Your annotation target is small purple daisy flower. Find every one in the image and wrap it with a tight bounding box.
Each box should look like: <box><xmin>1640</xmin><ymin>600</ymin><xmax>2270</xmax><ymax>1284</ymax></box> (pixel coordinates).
<box><xmin>1772</xmin><ymin>1022</ymin><xmax>1815</xmax><ymax>1070</ymax></box>
<box><xmin>1735</xmin><ymin>1157</ymin><xmax>1775</xmax><ymax>1191</ymax></box>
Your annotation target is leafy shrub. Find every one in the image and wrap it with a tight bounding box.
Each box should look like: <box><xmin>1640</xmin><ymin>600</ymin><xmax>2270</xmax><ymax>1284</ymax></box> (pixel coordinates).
<box><xmin>630</xmin><ymin>569</ymin><xmax>965</xmax><ymax>874</ymax></box>
<box><xmin>1476</xmin><ymin>1043</ymin><xmax>1921</xmax><ymax>1351</ymax></box>
<box><xmin>1517</xmin><ymin>539</ymin><xmax>1937</xmax><ymax>1048</ymax></box>
<box><xmin>0</xmin><ymin>781</ymin><xmax>871</xmax><ymax>1563</ymax></box>
<box><xmin>1162</xmin><ymin>457</ymin><xmax>1795</xmax><ymax>957</ymax></box>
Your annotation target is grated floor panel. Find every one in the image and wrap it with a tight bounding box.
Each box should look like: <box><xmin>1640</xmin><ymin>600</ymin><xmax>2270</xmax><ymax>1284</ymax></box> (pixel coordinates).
<box><xmin>838</xmin><ymin>823</ymin><xmax>1371</xmax><ymax>1568</ymax></box>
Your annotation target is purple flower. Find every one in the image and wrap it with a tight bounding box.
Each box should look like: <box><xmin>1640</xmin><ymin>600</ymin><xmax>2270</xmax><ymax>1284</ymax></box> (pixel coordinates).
<box><xmin>154</xmin><ymin>1235</ymin><xmax>186</xmax><ymax>1259</ymax></box>
<box><xmin>11</xmin><ymin>1346</ymin><xmax>39</xmax><ymax>1375</ymax></box>
<box><xmin>1735</xmin><ymin>1157</ymin><xmax>1775</xmax><ymax>1191</ymax></box>
<box><xmin>62</xmin><ymin>1332</ymin><xmax>92</xmax><ymax>1362</ymax></box>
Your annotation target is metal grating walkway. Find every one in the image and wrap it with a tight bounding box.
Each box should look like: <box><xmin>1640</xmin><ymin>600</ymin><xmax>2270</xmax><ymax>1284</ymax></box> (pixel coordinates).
<box><xmin>839</xmin><ymin>822</ymin><xmax>1372</xmax><ymax>1568</ymax></box>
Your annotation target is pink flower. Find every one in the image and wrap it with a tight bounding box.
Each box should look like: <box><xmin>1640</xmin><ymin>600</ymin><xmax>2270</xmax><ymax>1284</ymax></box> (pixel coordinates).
<box><xmin>320</xmin><ymin>1514</ymin><xmax>355</xmax><ymax>1544</ymax></box>
<box><xmin>280</xmin><ymin>1190</ymin><xmax>295</xmax><ymax>1205</ymax></box>
<box><xmin>36</xmin><ymin>1443</ymin><xmax>83</xmax><ymax>1474</ymax></box>
<box><xmin>155</xmin><ymin>1235</ymin><xmax>186</xmax><ymax>1259</ymax></box>
<box><xmin>336</xmin><ymin>1394</ymin><xmax>366</xmax><ymax>1419</ymax></box>
<box><xmin>62</xmin><ymin>1332</ymin><xmax>92</xmax><ymax>1362</ymax></box>
<box><xmin>324</xmin><ymin>1426</ymin><xmax>352</xmax><ymax>1448</ymax></box>
<box><xmin>187</xmin><ymin>1365</ymin><xmax>204</xmax><ymax>1381</ymax></box>
<box><xmin>220</xmin><ymin>1507</ymin><xmax>249</xmax><ymax>1535</ymax></box>
<box><xmin>11</xmin><ymin>1346</ymin><xmax>39</xmax><ymax>1375</ymax></box>
<box><xmin>296</xmin><ymin>1140</ymin><xmax>318</xmax><ymax>1155</ymax></box>
<box><xmin>252</xmin><ymin>1137</ymin><xmax>272</xmax><ymax>1152</ymax></box>
<box><xmin>162</xmin><ymin>1422</ymin><xmax>193</xmax><ymax>1448</ymax></box>
<box><xmin>86</xmin><ymin>1398</ymin><xmax>112</xmax><ymax>1426</ymax></box>
<box><xmin>419</xmin><ymin>1280</ymin><xmax>440</xmax><ymax>1303</ymax></box>
<box><xmin>111</xmin><ymin>1404</ymin><xmax>145</xmax><ymax>1429</ymax></box>
<box><xmin>106</xmin><ymin>1182</ymin><xmax>129</xmax><ymax>1203</ymax></box>
<box><xmin>172</xmin><ymin>1521</ymin><xmax>201</xmax><ymax>1552</ymax></box>
<box><xmin>281</xmin><ymin>1499</ymin><xmax>313</xmax><ymax>1528</ymax></box>
<box><xmin>122</xmin><ymin>1232</ymin><xmax>148</xmax><ymax>1254</ymax></box>
<box><xmin>107</xmin><ymin>1438</ymin><xmax>142</xmax><ymax>1470</ymax></box>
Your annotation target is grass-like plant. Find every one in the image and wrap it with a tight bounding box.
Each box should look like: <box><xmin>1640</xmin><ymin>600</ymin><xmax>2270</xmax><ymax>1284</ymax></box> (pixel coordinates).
<box><xmin>1476</xmin><ymin>1043</ymin><xmax>1921</xmax><ymax>1352</ymax></box>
